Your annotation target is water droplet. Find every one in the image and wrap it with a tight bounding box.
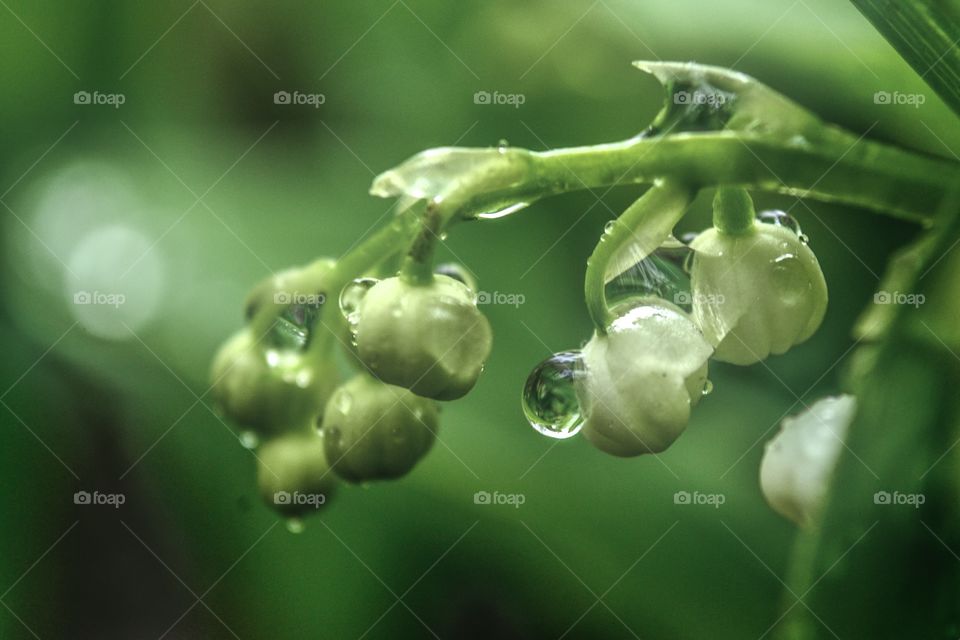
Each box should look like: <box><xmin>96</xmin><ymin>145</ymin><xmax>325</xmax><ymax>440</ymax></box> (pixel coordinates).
<box><xmin>336</xmin><ymin>391</ymin><xmax>353</xmax><ymax>415</ymax></box>
<box><xmin>339</xmin><ymin>278</ymin><xmax>378</xmax><ymax>339</ymax></box>
<box><xmin>702</xmin><ymin>379</ymin><xmax>714</xmax><ymax>396</ymax></box>
<box><xmin>679</xmin><ymin>232</ymin><xmax>699</xmax><ymax>245</ymax></box>
<box><xmin>435</xmin><ymin>262</ymin><xmax>477</xmax><ymax>291</ymax></box>
<box><xmin>798</xmin><ymin>232</ymin><xmax>810</xmax><ymax>245</ymax></box>
<box><xmin>286</xmin><ymin>517</ymin><xmax>305</xmax><ymax>534</ymax></box>
<box><xmin>522</xmin><ymin>351</ymin><xmax>586</xmax><ymax>439</ymax></box>
<box><xmin>604</xmin><ymin>220</ymin><xmax>618</xmax><ymax>234</ymax></box>
<box><xmin>497</xmin><ymin>139</ymin><xmax>509</xmax><ymax>150</ymax></box>
<box><xmin>474</xmin><ymin>201</ymin><xmax>530</xmax><ymax>220</ymax></box>
<box><xmin>758</xmin><ymin>210</ymin><xmax>802</xmax><ymax>236</ymax></box>
<box><xmin>606</xmin><ymin>237</ymin><xmax>693</xmax><ymax>310</ymax></box>
<box><xmin>239</xmin><ymin>431</ymin><xmax>259</xmax><ymax>449</ymax></box>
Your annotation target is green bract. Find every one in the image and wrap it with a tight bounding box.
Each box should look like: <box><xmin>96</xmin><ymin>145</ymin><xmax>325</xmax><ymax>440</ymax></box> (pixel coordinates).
<box><xmin>257</xmin><ymin>431</ymin><xmax>338</xmax><ymax>517</ymax></box>
<box><xmin>322</xmin><ymin>374</ymin><xmax>438</xmax><ymax>483</ymax></box>
<box><xmin>210</xmin><ymin>329</ymin><xmax>339</xmax><ymax>435</ymax></box>
<box><xmin>354</xmin><ymin>275</ymin><xmax>492</xmax><ymax>400</ymax></box>
<box><xmin>690</xmin><ymin>220</ymin><xmax>827</xmax><ymax>365</ymax></box>
<box><xmin>759</xmin><ymin>395</ymin><xmax>857</xmax><ymax>528</ymax></box>
<box><xmin>576</xmin><ymin>300</ymin><xmax>712</xmax><ymax>457</ymax></box>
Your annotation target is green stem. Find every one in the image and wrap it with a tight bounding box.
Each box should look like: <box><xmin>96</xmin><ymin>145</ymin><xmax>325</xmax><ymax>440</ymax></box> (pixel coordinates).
<box><xmin>583</xmin><ymin>180</ymin><xmax>695</xmax><ymax>334</ymax></box>
<box><xmin>713</xmin><ymin>187</ymin><xmax>756</xmax><ymax>234</ymax></box>
<box><xmin>400</xmin><ymin>201</ymin><xmax>441</xmax><ymax>285</ymax></box>
<box><xmin>532</xmin><ymin>132</ymin><xmax>954</xmax><ymax>224</ymax></box>
<box><xmin>251</xmin><ymin>204</ymin><xmax>423</xmax><ymax>355</ymax></box>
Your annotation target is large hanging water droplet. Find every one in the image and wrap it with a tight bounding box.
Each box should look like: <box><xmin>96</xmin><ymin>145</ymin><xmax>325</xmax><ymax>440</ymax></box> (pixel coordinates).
<box><xmin>239</xmin><ymin>430</ymin><xmax>259</xmax><ymax>450</ymax></box>
<box><xmin>702</xmin><ymin>379</ymin><xmax>714</xmax><ymax>397</ymax></box>
<box><xmin>339</xmin><ymin>278</ymin><xmax>378</xmax><ymax>341</ymax></box>
<box><xmin>286</xmin><ymin>517</ymin><xmax>305</xmax><ymax>534</ymax></box>
<box><xmin>605</xmin><ymin>236</ymin><xmax>694</xmax><ymax>311</ymax></box>
<box><xmin>522</xmin><ymin>351</ymin><xmax>585</xmax><ymax>439</ymax></box>
<box><xmin>758</xmin><ymin>210</ymin><xmax>802</xmax><ymax>236</ymax></box>
<box><xmin>435</xmin><ymin>262</ymin><xmax>477</xmax><ymax>292</ymax></box>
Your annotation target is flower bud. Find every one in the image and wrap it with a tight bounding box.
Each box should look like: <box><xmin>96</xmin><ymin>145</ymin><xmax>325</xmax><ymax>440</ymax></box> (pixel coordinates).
<box><xmin>210</xmin><ymin>329</ymin><xmax>339</xmax><ymax>435</ymax></box>
<box><xmin>760</xmin><ymin>395</ymin><xmax>856</xmax><ymax>527</ymax></box>
<box><xmin>690</xmin><ymin>219</ymin><xmax>827</xmax><ymax>365</ymax></box>
<box><xmin>576</xmin><ymin>300</ymin><xmax>713</xmax><ymax>457</ymax></box>
<box><xmin>257</xmin><ymin>431</ymin><xmax>337</xmax><ymax>517</ymax></box>
<box><xmin>354</xmin><ymin>275</ymin><xmax>492</xmax><ymax>400</ymax></box>
<box><xmin>322</xmin><ymin>374</ymin><xmax>438</xmax><ymax>483</ymax></box>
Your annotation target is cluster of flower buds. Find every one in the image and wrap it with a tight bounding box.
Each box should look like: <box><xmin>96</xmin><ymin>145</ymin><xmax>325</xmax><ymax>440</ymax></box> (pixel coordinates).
<box><xmin>210</xmin><ymin>252</ymin><xmax>494</xmax><ymax>527</ymax></box>
<box><xmin>523</xmin><ymin>187</ymin><xmax>831</xmax><ymax>469</ymax></box>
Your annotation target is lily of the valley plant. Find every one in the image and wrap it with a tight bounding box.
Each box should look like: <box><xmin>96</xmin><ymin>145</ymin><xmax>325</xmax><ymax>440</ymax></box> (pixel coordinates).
<box><xmin>210</xmin><ymin>62</ymin><xmax>959</xmax><ymax>534</ymax></box>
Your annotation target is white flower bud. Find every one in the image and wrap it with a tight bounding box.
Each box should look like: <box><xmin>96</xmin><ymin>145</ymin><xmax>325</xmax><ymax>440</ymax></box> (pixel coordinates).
<box><xmin>577</xmin><ymin>301</ymin><xmax>713</xmax><ymax>457</ymax></box>
<box><xmin>760</xmin><ymin>394</ymin><xmax>857</xmax><ymax>527</ymax></box>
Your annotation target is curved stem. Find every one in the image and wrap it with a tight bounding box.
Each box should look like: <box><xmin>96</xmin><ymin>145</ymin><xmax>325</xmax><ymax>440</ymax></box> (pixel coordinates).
<box><xmin>584</xmin><ymin>180</ymin><xmax>695</xmax><ymax>334</ymax></box>
<box><xmin>532</xmin><ymin>132</ymin><xmax>954</xmax><ymax>224</ymax></box>
<box><xmin>251</xmin><ymin>204</ymin><xmax>423</xmax><ymax>353</ymax></box>
<box><xmin>713</xmin><ymin>187</ymin><xmax>756</xmax><ymax>234</ymax></box>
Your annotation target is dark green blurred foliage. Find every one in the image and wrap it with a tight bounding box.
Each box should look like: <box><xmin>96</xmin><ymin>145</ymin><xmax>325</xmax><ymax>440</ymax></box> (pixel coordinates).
<box><xmin>1</xmin><ymin>1</ymin><xmax>957</xmax><ymax>638</ymax></box>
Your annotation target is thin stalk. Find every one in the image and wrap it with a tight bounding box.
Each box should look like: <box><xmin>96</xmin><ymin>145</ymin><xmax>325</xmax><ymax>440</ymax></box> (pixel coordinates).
<box><xmin>583</xmin><ymin>180</ymin><xmax>695</xmax><ymax>333</ymax></box>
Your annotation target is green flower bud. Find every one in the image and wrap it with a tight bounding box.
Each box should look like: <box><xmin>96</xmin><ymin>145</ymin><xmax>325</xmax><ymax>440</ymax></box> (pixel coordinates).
<box><xmin>257</xmin><ymin>431</ymin><xmax>337</xmax><ymax>517</ymax></box>
<box><xmin>690</xmin><ymin>219</ymin><xmax>827</xmax><ymax>365</ymax></box>
<box><xmin>576</xmin><ymin>300</ymin><xmax>713</xmax><ymax>457</ymax></box>
<box><xmin>322</xmin><ymin>374</ymin><xmax>438</xmax><ymax>483</ymax></box>
<box><xmin>760</xmin><ymin>395</ymin><xmax>856</xmax><ymax>527</ymax></box>
<box><xmin>354</xmin><ymin>275</ymin><xmax>492</xmax><ymax>400</ymax></box>
<box><xmin>210</xmin><ymin>329</ymin><xmax>339</xmax><ymax>435</ymax></box>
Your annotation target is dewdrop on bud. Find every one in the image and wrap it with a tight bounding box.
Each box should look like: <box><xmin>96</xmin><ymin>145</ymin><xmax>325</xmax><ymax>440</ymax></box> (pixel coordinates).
<box><xmin>353</xmin><ymin>275</ymin><xmax>492</xmax><ymax>400</ymax></box>
<box><xmin>760</xmin><ymin>395</ymin><xmax>857</xmax><ymax>527</ymax></box>
<box><xmin>257</xmin><ymin>431</ymin><xmax>338</xmax><ymax>518</ymax></box>
<box><xmin>689</xmin><ymin>202</ymin><xmax>827</xmax><ymax>364</ymax></box>
<box><xmin>209</xmin><ymin>329</ymin><xmax>339</xmax><ymax>436</ymax></box>
<box><xmin>576</xmin><ymin>299</ymin><xmax>713</xmax><ymax>457</ymax></box>
<box><xmin>322</xmin><ymin>375</ymin><xmax>438</xmax><ymax>483</ymax></box>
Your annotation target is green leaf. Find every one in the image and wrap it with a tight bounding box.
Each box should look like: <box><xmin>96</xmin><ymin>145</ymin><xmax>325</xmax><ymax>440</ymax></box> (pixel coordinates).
<box><xmin>778</xmin><ymin>189</ymin><xmax>960</xmax><ymax>639</ymax></box>
<box><xmin>851</xmin><ymin>0</ymin><xmax>960</xmax><ymax>117</ymax></box>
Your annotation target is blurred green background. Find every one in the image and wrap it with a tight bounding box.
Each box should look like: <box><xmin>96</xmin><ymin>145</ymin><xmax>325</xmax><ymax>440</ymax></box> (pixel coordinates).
<box><xmin>1</xmin><ymin>1</ymin><xmax>956</xmax><ymax>638</ymax></box>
